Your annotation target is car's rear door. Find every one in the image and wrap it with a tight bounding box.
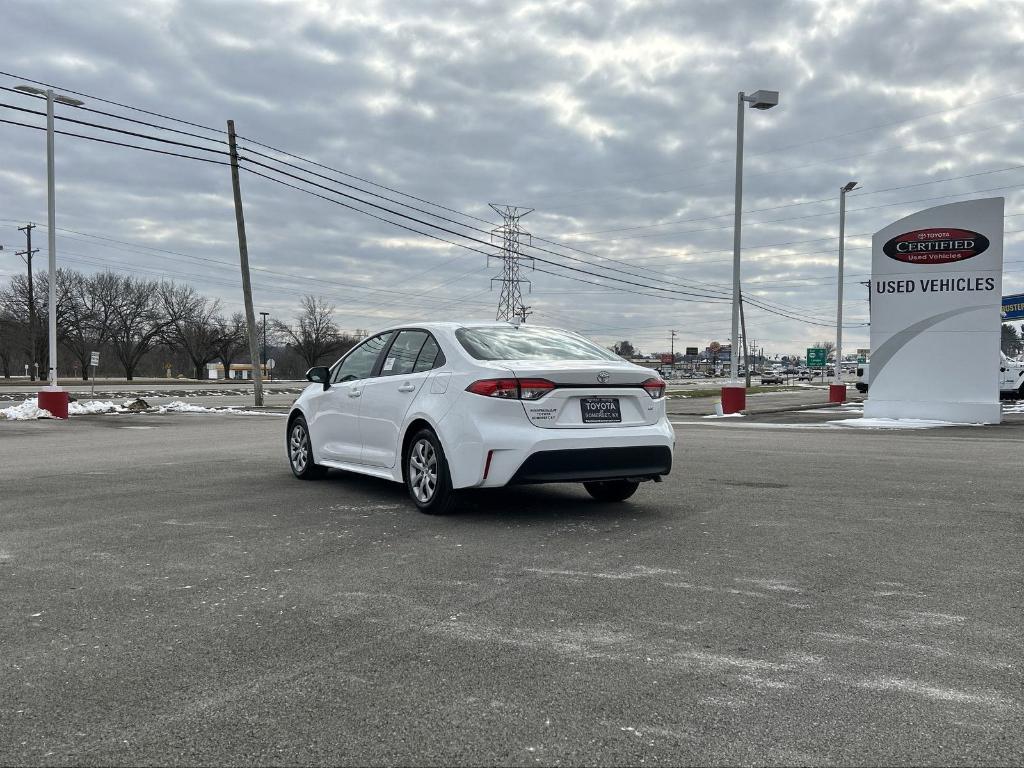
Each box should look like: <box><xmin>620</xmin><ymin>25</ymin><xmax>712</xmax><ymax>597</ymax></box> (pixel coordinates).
<box><xmin>357</xmin><ymin>330</ymin><xmax>443</xmax><ymax>468</ymax></box>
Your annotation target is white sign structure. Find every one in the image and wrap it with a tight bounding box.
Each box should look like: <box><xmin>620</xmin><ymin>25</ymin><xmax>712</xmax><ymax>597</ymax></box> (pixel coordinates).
<box><xmin>865</xmin><ymin>197</ymin><xmax>1004</xmax><ymax>423</ymax></box>
<box><xmin>89</xmin><ymin>351</ymin><xmax>100</xmax><ymax>367</ymax></box>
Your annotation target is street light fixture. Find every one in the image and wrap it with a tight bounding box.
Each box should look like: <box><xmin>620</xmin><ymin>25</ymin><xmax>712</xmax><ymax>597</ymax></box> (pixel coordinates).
<box><xmin>722</xmin><ymin>87</ymin><xmax>779</xmax><ymax>413</ymax></box>
<box><xmin>17</xmin><ymin>83</ymin><xmax>84</xmax><ymax>418</ymax></box>
<box><xmin>831</xmin><ymin>181</ymin><xmax>859</xmax><ymax>402</ymax></box>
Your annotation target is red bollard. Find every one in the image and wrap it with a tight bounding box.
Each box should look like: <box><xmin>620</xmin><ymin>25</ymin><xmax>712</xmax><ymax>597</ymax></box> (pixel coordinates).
<box><xmin>829</xmin><ymin>384</ymin><xmax>847</xmax><ymax>403</ymax></box>
<box><xmin>38</xmin><ymin>388</ymin><xmax>69</xmax><ymax>419</ymax></box>
<box><xmin>721</xmin><ymin>385</ymin><xmax>746</xmax><ymax>414</ymax></box>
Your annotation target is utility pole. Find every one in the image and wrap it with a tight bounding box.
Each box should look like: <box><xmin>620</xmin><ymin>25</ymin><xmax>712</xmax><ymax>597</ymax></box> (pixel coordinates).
<box><xmin>489</xmin><ymin>204</ymin><xmax>534</xmax><ymax>322</ymax></box>
<box><xmin>16</xmin><ymin>223</ymin><xmax>38</xmax><ymax>381</ymax></box>
<box><xmin>670</xmin><ymin>329</ymin><xmax>677</xmax><ymax>361</ymax></box>
<box><xmin>226</xmin><ymin>119</ymin><xmax>264</xmax><ymax>407</ymax></box>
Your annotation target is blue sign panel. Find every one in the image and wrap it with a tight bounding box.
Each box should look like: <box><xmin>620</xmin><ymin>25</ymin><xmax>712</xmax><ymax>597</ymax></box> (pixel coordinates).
<box><xmin>1003</xmin><ymin>293</ymin><xmax>1024</xmax><ymax>321</ymax></box>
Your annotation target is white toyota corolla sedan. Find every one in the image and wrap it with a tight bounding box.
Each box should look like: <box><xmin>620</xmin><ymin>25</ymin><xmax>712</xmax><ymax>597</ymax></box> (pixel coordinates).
<box><xmin>286</xmin><ymin>322</ymin><xmax>674</xmax><ymax>513</ymax></box>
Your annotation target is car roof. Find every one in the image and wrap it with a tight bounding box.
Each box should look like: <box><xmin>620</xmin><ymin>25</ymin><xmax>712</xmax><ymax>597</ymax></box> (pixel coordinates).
<box><xmin>371</xmin><ymin>321</ymin><xmax>568</xmax><ymax>334</ymax></box>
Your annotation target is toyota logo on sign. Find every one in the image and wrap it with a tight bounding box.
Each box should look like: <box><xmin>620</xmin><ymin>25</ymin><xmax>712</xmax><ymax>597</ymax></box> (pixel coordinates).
<box><xmin>883</xmin><ymin>228</ymin><xmax>989</xmax><ymax>265</ymax></box>
<box><xmin>597</xmin><ymin>371</ymin><xmax>610</xmax><ymax>383</ymax></box>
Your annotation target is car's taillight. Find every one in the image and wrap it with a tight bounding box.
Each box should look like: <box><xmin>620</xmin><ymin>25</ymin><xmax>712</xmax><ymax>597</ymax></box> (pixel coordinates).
<box><xmin>465</xmin><ymin>378</ymin><xmax>556</xmax><ymax>400</ymax></box>
<box><xmin>518</xmin><ymin>379</ymin><xmax>556</xmax><ymax>400</ymax></box>
<box><xmin>642</xmin><ymin>377</ymin><xmax>666</xmax><ymax>399</ymax></box>
<box><xmin>466</xmin><ymin>378</ymin><xmax>520</xmax><ymax>398</ymax></box>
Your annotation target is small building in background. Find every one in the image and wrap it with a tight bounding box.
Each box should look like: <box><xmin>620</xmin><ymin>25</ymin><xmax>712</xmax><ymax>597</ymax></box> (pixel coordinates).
<box><xmin>206</xmin><ymin>362</ymin><xmax>271</xmax><ymax>380</ymax></box>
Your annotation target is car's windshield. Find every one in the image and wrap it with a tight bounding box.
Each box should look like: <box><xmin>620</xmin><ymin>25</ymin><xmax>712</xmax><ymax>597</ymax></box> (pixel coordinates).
<box><xmin>456</xmin><ymin>326</ymin><xmax>620</xmax><ymax>362</ymax></box>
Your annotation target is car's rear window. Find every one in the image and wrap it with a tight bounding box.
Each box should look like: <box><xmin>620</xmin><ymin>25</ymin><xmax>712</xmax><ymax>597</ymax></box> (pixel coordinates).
<box><xmin>456</xmin><ymin>326</ymin><xmax>620</xmax><ymax>361</ymax></box>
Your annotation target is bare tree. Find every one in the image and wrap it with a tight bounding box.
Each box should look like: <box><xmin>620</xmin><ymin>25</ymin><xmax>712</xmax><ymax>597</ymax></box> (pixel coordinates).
<box><xmin>161</xmin><ymin>282</ymin><xmax>223</xmax><ymax>380</ymax></box>
<box><xmin>212</xmin><ymin>312</ymin><xmax>248</xmax><ymax>380</ymax></box>
<box><xmin>814</xmin><ymin>340</ymin><xmax>837</xmax><ymax>360</ymax></box>
<box><xmin>0</xmin><ymin>314</ymin><xmax>17</xmax><ymax>378</ymax></box>
<box><xmin>108</xmin><ymin>275</ymin><xmax>172</xmax><ymax>381</ymax></box>
<box><xmin>0</xmin><ymin>271</ymin><xmax>49</xmax><ymax>378</ymax></box>
<box><xmin>612</xmin><ymin>340</ymin><xmax>638</xmax><ymax>358</ymax></box>
<box><xmin>59</xmin><ymin>270</ymin><xmax>117</xmax><ymax>380</ymax></box>
<box><xmin>275</xmin><ymin>296</ymin><xmax>352</xmax><ymax>369</ymax></box>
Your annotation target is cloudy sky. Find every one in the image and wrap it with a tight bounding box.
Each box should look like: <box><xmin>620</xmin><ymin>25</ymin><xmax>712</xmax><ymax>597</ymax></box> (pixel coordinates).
<box><xmin>2</xmin><ymin>0</ymin><xmax>1022</xmax><ymax>357</ymax></box>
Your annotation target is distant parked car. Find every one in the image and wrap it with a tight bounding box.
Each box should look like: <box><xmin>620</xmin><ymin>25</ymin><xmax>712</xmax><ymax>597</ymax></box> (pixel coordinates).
<box><xmin>760</xmin><ymin>373</ymin><xmax>784</xmax><ymax>384</ymax></box>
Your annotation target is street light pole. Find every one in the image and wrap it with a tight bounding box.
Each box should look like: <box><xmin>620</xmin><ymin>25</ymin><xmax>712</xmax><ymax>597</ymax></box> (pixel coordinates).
<box><xmin>16</xmin><ymin>84</ymin><xmax>83</xmax><ymax>418</ymax></box>
<box><xmin>44</xmin><ymin>89</ymin><xmax>57</xmax><ymax>389</ymax></box>
<box><xmin>730</xmin><ymin>93</ymin><xmax>745</xmax><ymax>383</ymax></box>
<box><xmin>836</xmin><ymin>182</ymin><xmax>859</xmax><ymax>386</ymax></box>
<box><xmin>723</xmin><ymin>88</ymin><xmax>778</xmax><ymax>412</ymax></box>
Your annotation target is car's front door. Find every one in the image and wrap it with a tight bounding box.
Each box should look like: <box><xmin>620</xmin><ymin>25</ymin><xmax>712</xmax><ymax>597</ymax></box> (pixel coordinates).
<box><xmin>311</xmin><ymin>332</ymin><xmax>393</xmax><ymax>464</ymax></box>
<box><xmin>358</xmin><ymin>330</ymin><xmax>443</xmax><ymax>468</ymax></box>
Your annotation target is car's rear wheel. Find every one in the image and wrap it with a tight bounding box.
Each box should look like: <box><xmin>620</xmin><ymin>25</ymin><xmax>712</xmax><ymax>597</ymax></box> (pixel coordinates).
<box><xmin>583</xmin><ymin>479</ymin><xmax>640</xmax><ymax>502</ymax></box>
<box><xmin>288</xmin><ymin>416</ymin><xmax>327</xmax><ymax>480</ymax></box>
<box><xmin>405</xmin><ymin>428</ymin><xmax>456</xmax><ymax>514</ymax></box>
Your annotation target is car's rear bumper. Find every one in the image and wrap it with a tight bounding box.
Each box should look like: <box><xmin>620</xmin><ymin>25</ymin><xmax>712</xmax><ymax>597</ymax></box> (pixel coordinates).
<box><xmin>439</xmin><ymin>399</ymin><xmax>675</xmax><ymax>488</ymax></box>
<box><xmin>508</xmin><ymin>445</ymin><xmax>672</xmax><ymax>484</ymax></box>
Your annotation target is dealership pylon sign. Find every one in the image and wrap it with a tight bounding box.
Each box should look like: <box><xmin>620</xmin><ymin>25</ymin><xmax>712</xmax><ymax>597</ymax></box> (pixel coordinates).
<box><xmin>865</xmin><ymin>197</ymin><xmax>1004</xmax><ymax>423</ymax></box>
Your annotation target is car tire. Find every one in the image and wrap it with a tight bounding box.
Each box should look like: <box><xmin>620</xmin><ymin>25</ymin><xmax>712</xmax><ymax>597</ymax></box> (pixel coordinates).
<box><xmin>404</xmin><ymin>428</ymin><xmax>456</xmax><ymax>514</ymax></box>
<box><xmin>583</xmin><ymin>479</ymin><xmax>641</xmax><ymax>503</ymax></box>
<box><xmin>287</xmin><ymin>415</ymin><xmax>327</xmax><ymax>480</ymax></box>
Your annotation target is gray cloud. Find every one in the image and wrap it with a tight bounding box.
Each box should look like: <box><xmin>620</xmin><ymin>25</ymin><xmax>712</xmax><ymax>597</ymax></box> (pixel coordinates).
<box><xmin>1</xmin><ymin>0</ymin><xmax>1021</xmax><ymax>354</ymax></box>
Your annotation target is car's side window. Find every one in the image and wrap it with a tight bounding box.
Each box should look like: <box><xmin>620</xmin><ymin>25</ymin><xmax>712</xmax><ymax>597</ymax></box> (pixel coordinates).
<box><xmin>381</xmin><ymin>330</ymin><xmax>428</xmax><ymax>377</ymax></box>
<box><xmin>332</xmin><ymin>332</ymin><xmax>393</xmax><ymax>383</ymax></box>
<box><xmin>413</xmin><ymin>335</ymin><xmax>443</xmax><ymax>373</ymax></box>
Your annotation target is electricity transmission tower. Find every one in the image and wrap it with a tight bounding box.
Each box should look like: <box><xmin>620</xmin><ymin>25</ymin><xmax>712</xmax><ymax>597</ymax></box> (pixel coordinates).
<box><xmin>489</xmin><ymin>204</ymin><xmax>534</xmax><ymax>322</ymax></box>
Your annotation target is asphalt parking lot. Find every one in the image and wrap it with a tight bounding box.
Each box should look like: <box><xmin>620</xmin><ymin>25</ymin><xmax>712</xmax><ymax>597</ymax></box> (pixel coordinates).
<box><xmin>1</xmin><ymin>409</ymin><xmax>1022</xmax><ymax>765</ymax></box>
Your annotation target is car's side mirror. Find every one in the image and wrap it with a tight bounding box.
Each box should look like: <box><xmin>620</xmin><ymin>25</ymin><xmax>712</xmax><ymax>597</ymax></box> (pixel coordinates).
<box><xmin>306</xmin><ymin>366</ymin><xmax>331</xmax><ymax>389</ymax></box>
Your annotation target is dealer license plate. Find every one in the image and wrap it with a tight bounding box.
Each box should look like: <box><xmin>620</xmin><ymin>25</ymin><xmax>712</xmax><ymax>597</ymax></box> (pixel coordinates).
<box><xmin>580</xmin><ymin>396</ymin><xmax>621</xmax><ymax>423</ymax></box>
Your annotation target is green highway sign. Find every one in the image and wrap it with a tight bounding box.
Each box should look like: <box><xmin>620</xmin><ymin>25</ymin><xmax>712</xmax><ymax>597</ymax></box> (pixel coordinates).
<box><xmin>807</xmin><ymin>347</ymin><xmax>827</xmax><ymax>368</ymax></box>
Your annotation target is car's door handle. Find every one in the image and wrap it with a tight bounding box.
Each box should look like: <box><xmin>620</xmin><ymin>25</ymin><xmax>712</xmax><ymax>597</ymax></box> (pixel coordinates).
<box><xmin>398</xmin><ymin>382</ymin><xmax>416</xmax><ymax>393</ymax></box>
<box><xmin>348</xmin><ymin>388</ymin><xmax>361</xmax><ymax>398</ymax></box>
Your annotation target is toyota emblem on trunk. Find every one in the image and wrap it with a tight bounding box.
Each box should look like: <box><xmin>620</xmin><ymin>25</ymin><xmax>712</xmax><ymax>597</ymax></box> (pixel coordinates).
<box><xmin>597</xmin><ymin>371</ymin><xmax>610</xmax><ymax>383</ymax></box>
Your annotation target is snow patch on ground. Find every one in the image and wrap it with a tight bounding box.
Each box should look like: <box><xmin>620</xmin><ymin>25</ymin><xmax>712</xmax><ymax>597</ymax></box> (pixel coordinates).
<box><xmin>156</xmin><ymin>400</ymin><xmax>283</xmax><ymax>416</ymax></box>
<box><xmin>68</xmin><ymin>400</ymin><xmax>124</xmax><ymax>415</ymax></box>
<box><xmin>829</xmin><ymin>417</ymin><xmax>962</xmax><ymax>430</ymax></box>
<box><xmin>703</xmin><ymin>412</ymin><xmax>745</xmax><ymax>419</ymax></box>
<box><xmin>1</xmin><ymin>399</ymin><xmax>54</xmax><ymax>420</ymax></box>
<box><xmin>1</xmin><ymin>397</ymin><xmax>282</xmax><ymax>420</ymax></box>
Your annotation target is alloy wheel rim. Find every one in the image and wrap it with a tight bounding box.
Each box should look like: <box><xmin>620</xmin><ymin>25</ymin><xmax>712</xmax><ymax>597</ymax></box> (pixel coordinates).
<box><xmin>290</xmin><ymin>423</ymin><xmax>308</xmax><ymax>472</ymax></box>
<box><xmin>408</xmin><ymin>438</ymin><xmax>438</xmax><ymax>503</ymax></box>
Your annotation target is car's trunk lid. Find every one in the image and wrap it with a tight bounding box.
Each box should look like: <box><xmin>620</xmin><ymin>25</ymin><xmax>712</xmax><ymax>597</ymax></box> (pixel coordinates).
<box><xmin>501</xmin><ymin>359</ymin><xmax>661</xmax><ymax>428</ymax></box>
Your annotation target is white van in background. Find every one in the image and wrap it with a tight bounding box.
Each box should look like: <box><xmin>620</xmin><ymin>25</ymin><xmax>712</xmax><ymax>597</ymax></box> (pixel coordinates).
<box><xmin>1000</xmin><ymin>353</ymin><xmax>1024</xmax><ymax>397</ymax></box>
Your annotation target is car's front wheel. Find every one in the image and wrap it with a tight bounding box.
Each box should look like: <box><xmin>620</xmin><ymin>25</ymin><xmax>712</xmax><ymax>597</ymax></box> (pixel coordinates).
<box><xmin>288</xmin><ymin>416</ymin><xmax>327</xmax><ymax>480</ymax></box>
<box><xmin>405</xmin><ymin>428</ymin><xmax>456</xmax><ymax>514</ymax></box>
<box><xmin>584</xmin><ymin>479</ymin><xmax>640</xmax><ymax>502</ymax></box>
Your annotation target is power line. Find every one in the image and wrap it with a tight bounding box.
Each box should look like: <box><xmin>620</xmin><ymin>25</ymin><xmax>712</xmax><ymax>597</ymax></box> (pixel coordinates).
<box><xmin>237</xmin><ymin>158</ymin><xmax>746</xmax><ymax>304</ymax></box>
<box><xmin>0</xmin><ymin>116</ymin><xmax>230</xmax><ymax>165</ymax></box>
<box><xmin>0</xmin><ymin>84</ymin><xmax>228</xmax><ymax>147</ymax></box>
<box><xmin>234</xmin><ymin>134</ymin><xmax>495</xmax><ymax>227</ymax></box>
<box><xmin>0</xmin><ymin>100</ymin><xmax>230</xmax><ymax>157</ymax></box>
<box><xmin>0</xmin><ymin>69</ymin><xmax>224</xmax><ymax>137</ymax></box>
